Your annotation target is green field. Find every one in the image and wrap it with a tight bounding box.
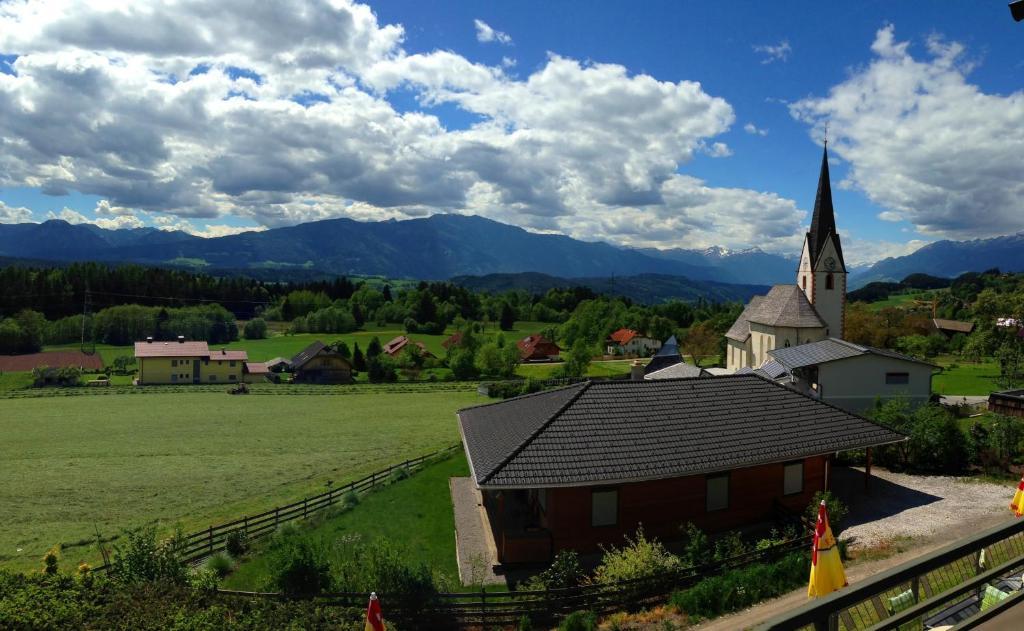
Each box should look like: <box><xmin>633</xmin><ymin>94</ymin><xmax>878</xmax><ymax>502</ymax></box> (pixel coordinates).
<box><xmin>863</xmin><ymin>288</ymin><xmax>947</xmax><ymax>311</ymax></box>
<box><xmin>224</xmin><ymin>452</ymin><xmax>470</xmax><ymax>591</ymax></box>
<box><xmin>0</xmin><ymin>389</ymin><xmax>484</xmax><ymax>572</ymax></box>
<box><xmin>932</xmin><ymin>356</ymin><xmax>1004</xmax><ymax>396</ymax></box>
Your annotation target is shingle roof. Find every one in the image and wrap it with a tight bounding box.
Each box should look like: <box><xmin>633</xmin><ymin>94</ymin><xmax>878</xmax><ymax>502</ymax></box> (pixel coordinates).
<box><xmin>608</xmin><ymin>328</ymin><xmax>639</xmax><ymax>345</ymax></box>
<box><xmin>755</xmin><ymin>359</ymin><xmax>790</xmax><ymax>380</ymax></box>
<box><xmin>644</xmin><ymin>335</ymin><xmax>682</xmax><ymax>374</ymax></box>
<box><xmin>644</xmin><ymin>362</ymin><xmax>707</xmax><ymax>380</ymax></box>
<box><xmin>768</xmin><ymin>338</ymin><xmax>935</xmax><ymax>370</ymax></box>
<box><xmin>932</xmin><ymin>319</ymin><xmax>974</xmax><ymax>334</ymax></box>
<box><xmin>209</xmin><ymin>349</ymin><xmax>248</xmax><ymax>361</ymax></box>
<box><xmin>458</xmin><ymin>375</ymin><xmax>906</xmax><ymax>488</ymax></box>
<box><xmin>747</xmin><ymin>285</ymin><xmax>826</xmax><ymax>329</ymax></box>
<box><xmin>725</xmin><ymin>296</ymin><xmax>766</xmax><ymax>342</ymax></box>
<box><xmin>290</xmin><ymin>340</ymin><xmax>326</xmax><ymax>369</ymax></box>
<box><xmin>135</xmin><ymin>340</ymin><xmax>210</xmax><ymax>358</ymax></box>
<box><xmin>245</xmin><ymin>362</ymin><xmax>269</xmax><ymax>374</ymax></box>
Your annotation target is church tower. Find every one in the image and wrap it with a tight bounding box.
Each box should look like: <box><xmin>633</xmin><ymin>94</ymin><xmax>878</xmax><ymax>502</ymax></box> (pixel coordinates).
<box><xmin>796</xmin><ymin>144</ymin><xmax>846</xmax><ymax>339</ymax></box>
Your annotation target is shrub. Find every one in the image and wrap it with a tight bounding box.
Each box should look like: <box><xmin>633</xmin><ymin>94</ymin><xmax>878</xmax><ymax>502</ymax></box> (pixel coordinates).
<box><xmin>330</xmin><ymin>536</ymin><xmax>441</xmax><ymax>608</ymax></box>
<box><xmin>267</xmin><ymin>538</ymin><xmax>332</xmax><ymax>598</ymax></box>
<box><xmin>805</xmin><ymin>491</ymin><xmax>848</xmax><ymax>534</ymax></box>
<box><xmin>341</xmin><ymin>490</ymin><xmax>360</xmax><ymax>510</ymax></box>
<box><xmin>367</xmin><ymin>356</ymin><xmax>398</xmax><ymax>383</ymax></box>
<box><xmin>669</xmin><ymin>552</ymin><xmax>807</xmax><ymax>620</ymax></box>
<box><xmin>225</xmin><ymin>530</ymin><xmax>249</xmax><ymax>558</ymax></box>
<box><xmin>712</xmin><ymin>531</ymin><xmax>747</xmax><ymax>562</ymax></box>
<box><xmin>680</xmin><ymin>523</ymin><xmax>712</xmax><ymax>568</ymax></box>
<box><xmin>593</xmin><ymin>527</ymin><xmax>681</xmax><ymax>585</ymax></box>
<box><xmin>387</xmin><ymin>466</ymin><xmax>410</xmax><ymax>484</ymax></box>
<box><xmin>205</xmin><ymin>552</ymin><xmax>233</xmax><ymax>579</ymax></box>
<box><xmin>520</xmin><ymin>549</ymin><xmax>586</xmax><ymax>591</ymax></box>
<box><xmin>109</xmin><ymin>526</ymin><xmax>189</xmax><ymax>586</ymax></box>
<box><xmin>559</xmin><ymin>610</ymin><xmax>598</xmax><ymax>631</ymax></box>
<box><xmin>243</xmin><ymin>318</ymin><xmax>268</xmax><ymax>339</ymax></box>
<box><xmin>189</xmin><ymin>567</ymin><xmax>220</xmax><ymax>594</ymax></box>
<box><xmin>42</xmin><ymin>546</ymin><xmax>60</xmax><ymax>575</ymax></box>
<box><xmin>518</xmin><ymin>614</ymin><xmax>534</xmax><ymax>631</ymax></box>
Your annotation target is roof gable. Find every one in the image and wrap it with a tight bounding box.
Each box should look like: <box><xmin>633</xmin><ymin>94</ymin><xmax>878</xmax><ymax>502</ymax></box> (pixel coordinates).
<box><xmin>609</xmin><ymin>328</ymin><xmax>638</xmax><ymax>344</ymax></box>
<box><xmin>459</xmin><ymin>375</ymin><xmax>906</xmax><ymax>488</ymax></box>
<box><xmin>290</xmin><ymin>340</ymin><xmax>326</xmax><ymax>369</ymax></box>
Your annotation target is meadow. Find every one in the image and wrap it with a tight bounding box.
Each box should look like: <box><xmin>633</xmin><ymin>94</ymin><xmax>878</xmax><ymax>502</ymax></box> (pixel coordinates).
<box><xmin>223</xmin><ymin>452</ymin><xmax>470</xmax><ymax>591</ymax></box>
<box><xmin>0</xmin><ymin>388</ymin><xmax>484</xmax><ymax>572</ymax></box>
<box><xmin>932</xmin><ymin>355</ymin><xmax>1005</xmax><ymax>396</ymax></box>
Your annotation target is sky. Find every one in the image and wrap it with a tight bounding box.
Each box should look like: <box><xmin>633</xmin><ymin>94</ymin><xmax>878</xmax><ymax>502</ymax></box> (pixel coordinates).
<box><xmin>0</xmin><ymin>1</ymin><xmax>1021</xmax><ymax>266</ymax></box>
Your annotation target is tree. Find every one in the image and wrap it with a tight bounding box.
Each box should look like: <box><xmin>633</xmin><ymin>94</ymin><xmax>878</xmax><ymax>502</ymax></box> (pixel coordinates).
<box><xmin>499</xmin><ymin>302</ymin><xmax>516</xmax><ymax>331</ymax></box>
<box><xmin>648</xmin><ymin>316</ymin><xmax>675</xmax><ymax>344</ymax></box>
<box><xmin>682</xmin><ymin>321</ymin><xmax>719</xmax><ymax>367</ymax></box>
<box><xmin>243</xmin><ymin>317</ymin><xmax>268</xmax><ymax>340</ymax></box>
<box><xmin>366</xmin><ymin>336</ymin><xmax>383</xmax><ymax>359</ymax></box>
<box><xmin>367</xmin><ymin>355</ymin><xmax>397</xmax><ymax>383</ymax></box>
<box><xmin>351</xmin><ymin>303</ymin><xmax>365</xmax><ymax>328</ymax></box>
<box><xmin>334</xmin><ymin>341</ymin><xmax>352</xmax><ymax>359</ymax></box>
<box><xmin>382</xmin><ymin>285</ymin><xmax>393</xmax><ymax>302</ymax></box>
<box><xmin>352</xmin><ymin>342</ymin><xmax>366</xmax><ymax>371</ymax></box>
<box><xmin>560</xmin><ymin>339</ymin><xmax>592</xmax><ymax>378</ymax></box>
<box><xmin>476</xmin><ymin>342</ymin><xmax>518</xmax><ymax>378</ymax></box>
<box><xmin>111</xmin><ymin>355</ymin><xmax>136</xmax><ymax>374</ymax></box>
<box><xmin>448</xmin><ymin>347</ymin><xmax>478</xmax><ymax>380</ymax></box>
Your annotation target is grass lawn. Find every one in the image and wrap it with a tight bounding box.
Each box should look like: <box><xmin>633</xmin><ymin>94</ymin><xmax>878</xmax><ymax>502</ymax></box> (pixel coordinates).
<box><xmin>933</xmin><ymin>356</ymin><xmax>1005</xmax><ymax>396</ymax></box>
<box><xmin>864</xmin><ymin>288</ymin><xmax>948</xmax><ymax>311</ymax></box>
<box><xmin>0</xmin><ymin>389</ymin><xmax>484</xmax><ymax>572</ymax></box>
<box><xmin>223</xmin><ymin>452</ymin><xmax>469</xmax><ymax>591</ymax></box>
<box><xmin>0</xmin><ymin>372</ymin><xmax>33</xmax><ymax>392</ymax></box>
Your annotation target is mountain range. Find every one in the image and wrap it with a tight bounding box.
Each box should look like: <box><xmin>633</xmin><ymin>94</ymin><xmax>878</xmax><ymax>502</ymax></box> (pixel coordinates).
<box><xmin>0</xmin><ymin>214</ymin><xmax>796</xmax><ymax>285</ymax></box>
<box><xmin>850</xmin><ymin>233</ymin><xmax>1024</xmax><ymax>288</ymax></box>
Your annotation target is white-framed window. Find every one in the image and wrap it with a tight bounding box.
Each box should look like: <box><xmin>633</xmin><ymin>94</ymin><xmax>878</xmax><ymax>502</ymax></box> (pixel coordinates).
<box><xmin>706</xmin><ymin>474</ymin><xmax>729</xmax><ymax>512</ymax></box>
<box><xmin>783</xmin><ymin>461</ymin><xmax>804</xmax><ymax>496</ymax></box>
<box><xmin>886</xmin><ymin>372</ymin><xmax>910</xmax><ymax>385</ymax></box>
<box><xmin>591</xmin><ymin>488</ymin><xmax>618</xmax><ymax>527</ymax></box>
<box><xmin>171</xmin><ymin>374</ymin><xmax>177</xmax><ymax>383</ymax></box>
<box><xmin>209</xmin><ymin>375</ymin><xmax>217</xmax><ymax>382</ymax></box>
<box><xmin>229</xmin><ymin>361</ymin><xmax>236</xmax><ymax>367</ymax></box>
<box><xmin>171</xmin><ymin>359</ymin><xmax>178</xmax><ymax>367</ymax></box>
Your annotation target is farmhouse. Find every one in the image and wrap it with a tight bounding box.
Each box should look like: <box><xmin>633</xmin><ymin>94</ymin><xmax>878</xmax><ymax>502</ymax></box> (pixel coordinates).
<box><xmin>382</xmin><ymin>335</ymin><xmax>435</xmax><ymax>359</ymax></box>
<box><xmin>931</xmin><ymin>318</ymin><xmax>974</xmax><ymax>339</ymax></box>
<box><xmin>134</xmin><ymin>337</ymin><xmax>247</xmax><ymax>385</ymax></box>
<box><xmin>766</xmin><ymin>338</ymin><xmax>937</xmax><ymax>413</ymax></box>
<box><xmin>243</xmin><ymin>362</ymin><xmax>270</xmax><ymax>383</ymax></box>
<box><xmin>290</xmin><ymin>340</ymin><xmax>354</xmax><ymax>384</ymax></box>
<box><xmin>989</xmin><ymin>389</ymin><xmax>1024</xmax><ymax>418</ymax></box>
<box><xmin>458</xmin><ymin>375</ymin><xmax>904</xmax><ymax>564</ymax></box>
<box><xmin>726</xmin><ymin>146</ymin><xmax>844</xmax><ymax>372</ymax></box>
<box><xmin>517</xmin><ymin>334</ymin><xmax>561</xmax><ymax>362</ymax></box>
<box><xmin>605</xmin><ymin>328</ymin><xmax>662</xmax><ymax>356</ymax></box>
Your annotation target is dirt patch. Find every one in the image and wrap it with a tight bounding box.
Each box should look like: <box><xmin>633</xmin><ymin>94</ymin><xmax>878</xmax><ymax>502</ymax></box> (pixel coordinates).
<box><xmin>0</xmin><ymin>351</ymin><xmax>103</xmax><ymax>372</ymax></box>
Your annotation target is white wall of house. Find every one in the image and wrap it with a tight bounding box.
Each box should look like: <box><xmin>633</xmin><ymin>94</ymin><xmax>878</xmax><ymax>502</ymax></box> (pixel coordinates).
<box><xmin>749</xmin><ymin>323</ymin><xmax>827</xmax><ymax>369</ymax></box>
<box><xmin>802</xmin><ymin>355</ymin><xmax>934</xmax><ymax>413</ymax></box>
<box><xmin>726</xmin><ymin>338</ymin><xmax>751</xmax><ymax>372</ymax></box>
<box><xmin>608</xmin><ymin>336</ymin><xmax>662</xmax><ymax>356</ymax></box>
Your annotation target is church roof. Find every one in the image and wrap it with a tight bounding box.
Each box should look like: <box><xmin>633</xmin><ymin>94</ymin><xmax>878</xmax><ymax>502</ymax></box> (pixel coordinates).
<box><xmin>807</xmin><ymin>145</ymin><xmax>846</xmax><ymax>271</ymax></box>
<box><xmin>747</xmin><ymin>285</ymin><xmax>826</xmax><ymax>329</ymax></box>
<box><xmin>725</xmin><ymin>296</ymin><xmax>766</xmax><ymax>342</ymax></box>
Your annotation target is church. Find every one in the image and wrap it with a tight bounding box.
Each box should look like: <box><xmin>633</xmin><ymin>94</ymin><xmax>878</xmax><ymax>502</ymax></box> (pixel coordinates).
<box><xmin>726</xmin><ymin>146</ymin><xmax>847</xmax><ymax>372</ymax></box>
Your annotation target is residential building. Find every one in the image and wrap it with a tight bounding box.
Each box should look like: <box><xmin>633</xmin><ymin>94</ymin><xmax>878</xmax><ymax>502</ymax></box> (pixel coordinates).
<box><xmin>134</xmin><ymin>337</ymin><xmax>247</xmax><ymax>385</ymax></box>
<box><xmin>727</xmin><ymin>146</ymin><xmax>845</xmax><ymax>371</ymax></box>
<box><xmin>767</xmin><ymin>338</ymin><xmax>937</xmax><ymax>413</ymax></box>
<box><xmin>457</xmin><ymin>375</ymin><xmax>904</xmax><ymax>564</ymax></box>
<box><xmin>989</xmin><ymin>390</ymin><xmax>1024</xmax><ymax>418</ymax></box>
<box><xmin>243</xmin><ymin>362</ymin><xmax>270</xmax><ymax>383</ymax></box>
<box><xmin>932</xmin><ymin>318</ymin><xmax>974</xmax><ymax>338</ymax></box>
<box><xmin>605</xmin><ymin>328</ymin><xmax>662</xmax><ymax>356</ymax></box>
<box><xmin>382</xmin><ymin>335</ymin><xmax>435</xmax><ymax>359</ymax></box>
<box><xmin>290</xmin><ymin>340</ymin><xmax>354</xmax><ymax>384</ymax></box>
<box><xmin>517</xmin><ymin>334</ymin><xmax>561</xmax><ymax>362</ymax></box>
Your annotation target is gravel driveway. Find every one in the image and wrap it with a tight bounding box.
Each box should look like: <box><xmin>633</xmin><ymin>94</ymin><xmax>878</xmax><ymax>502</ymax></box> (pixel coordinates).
<box><xmin>832</xmin><ymin>466</ymin><xmax>1011</xmax><ymax>548</ymax></box>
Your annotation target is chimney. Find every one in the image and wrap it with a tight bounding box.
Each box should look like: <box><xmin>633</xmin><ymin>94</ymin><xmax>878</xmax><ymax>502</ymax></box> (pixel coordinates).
<box><xmin>630</xmin><ymin>359</ymin><xmax>645</xmax><ymax>381</ymax></box>
<box><xmin>177</xmin><ymin>336</ymin><xmax>185</xmax><ymax>343</ymax></box>
<box><xmin>146</xmin><ymin>336</ymin><xmax>153</xmax><ymax>344</ymax></box>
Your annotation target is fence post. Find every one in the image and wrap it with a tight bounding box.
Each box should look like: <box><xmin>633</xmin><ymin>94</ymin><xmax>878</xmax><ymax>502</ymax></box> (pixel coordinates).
<box><xmin>480</xmin><ymin>587</ymin><xmax>486</xmax><ymax>620</ymax></box>
<box><xmin>208</xmin><ymin>526</ymin><xmax>213</xmax><ymax>554</ymax></box>
<box><xmin>243</xmin><ymin>516</ymin><xmax>248</xmax><ymax>535</ymax></box>
<box><xmin>303</xmin><ymin>498</ymin><xmax>308</xmax><ymax>519</ymax></box>
<box><xmin>274</xmin><ymin>507</ymin><xmax>279</xmax><ymax>528</ymax></box>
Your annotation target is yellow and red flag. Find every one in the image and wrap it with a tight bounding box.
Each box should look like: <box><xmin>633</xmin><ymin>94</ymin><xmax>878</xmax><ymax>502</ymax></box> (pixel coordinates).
<box><xmin>1010</xmin><ymin>474</ymin><xmax>1024</xmax><ymax>517</ymax></box>
<box><xmin>365</xmin><ymin>592</ymin><xmax>384</xmax><ymax>631</ymax></box>
<box><xmin>808</xmin><ymin>500</ymin><xmax>847</xmax><ymax>598</ymax></box>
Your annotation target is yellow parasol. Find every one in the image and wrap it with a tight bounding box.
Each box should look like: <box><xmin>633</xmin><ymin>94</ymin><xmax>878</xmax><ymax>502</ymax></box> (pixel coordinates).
<box><xmin>1010</xmin><ymin>474</ymin><xmax>1024</xmax><ymax>518</ymax></box>
<box><xmin>808</xmin><ymin>499</ymin><xmax>847</xmax><ymax>598</ymax></box>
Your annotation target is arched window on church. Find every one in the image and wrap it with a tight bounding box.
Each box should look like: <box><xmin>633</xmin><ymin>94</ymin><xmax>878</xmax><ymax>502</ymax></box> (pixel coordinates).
<box><xmin>826</xmin><ymin>273</ymin><xmax>834</xmax><ymax>290</ymax></box>
<box><xmin>784</xmin><ymin>340</ymin><xmax>791</xmax><ymax>348</ymax></box>
<box><xmin>802</xmin><ymin>276</ymin><xmax>807</xmax><ymax>291</ymax></box>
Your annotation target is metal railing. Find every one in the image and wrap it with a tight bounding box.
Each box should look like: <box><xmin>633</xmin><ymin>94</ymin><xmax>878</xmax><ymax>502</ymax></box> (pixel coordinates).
<box><xmin>757</xmin><ymin>517</ymin><xmax>1024</xmax><ymax>631</ymax></box>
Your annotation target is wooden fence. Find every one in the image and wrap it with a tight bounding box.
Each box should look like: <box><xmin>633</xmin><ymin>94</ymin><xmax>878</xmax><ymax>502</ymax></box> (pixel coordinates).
<box><xmin>219</xmin><ymin>531</ymin><xmax>813</xmax><ymax>627</ymax></box>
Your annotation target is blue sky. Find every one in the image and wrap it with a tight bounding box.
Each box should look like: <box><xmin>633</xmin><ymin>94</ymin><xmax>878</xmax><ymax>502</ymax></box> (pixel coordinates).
<box><xmin>0</xmin><ymin>1</ymin><xmax>1021</xmax><ymax>264</ymax></box>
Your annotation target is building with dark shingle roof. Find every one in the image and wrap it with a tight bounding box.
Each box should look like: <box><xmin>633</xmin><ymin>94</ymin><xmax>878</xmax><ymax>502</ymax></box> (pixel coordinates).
<box><xmin>932</xmin><ymin>318</ymin><xmax>974</xmax><ymax>338</ymax></box>
<box><xmin>457</xmin><ymin>374</ymin><xmax>904</xmax><ymax>564</ymax></box>
<box><xmin>290</xmin><ymin>340</ymin><xmax>353</xmax><ymax>384</ymax></box>
<box><xmin>643</xmin><ymin>334</ymin><xmax>683</xmax><ymax>375</ymax></box>
<box><xmin>767</xmin><ymin>338</ymin><xmax>937</xmax><ymax>413</ymax></box>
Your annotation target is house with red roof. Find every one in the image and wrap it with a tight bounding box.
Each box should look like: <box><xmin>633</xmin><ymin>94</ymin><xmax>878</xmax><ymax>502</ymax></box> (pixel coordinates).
<box><xmin>382</xmin><ymin>335</ymin><xmax>436</xmax><ymax>359</ymax></box>
<box><xmin>605</xmin><ymin>328</ymin><xmax>662</xmax><ymax>357</ymax></box>
<box><xmin>517</xmin><ymin>334</ymin><xmax>561</xmax><ymax>362</ymax></box>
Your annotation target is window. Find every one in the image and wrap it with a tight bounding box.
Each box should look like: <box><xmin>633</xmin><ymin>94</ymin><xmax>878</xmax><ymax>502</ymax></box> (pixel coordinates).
<box><xmin>801</xmin><ymin>276</ymin><xmax>807</xmax><ymax>291</ymax></box>
<box><xmin>706</xmin><ymin>474</ymin><xmax>729</xmax><ymax>512</ymax></box>
<box><xmin>784</xmin><ymin>339</ymin><xmax>791</xmax><ymax>348</ymax></box>
<box><xmin>591</xmin><ymin>489</ymin><xmax>618</xmax><ymax>527</ymax></box>
<box><xmin>229</xmin><ymin>361</ymin><xmax>236</xmax><ymax>367</ymax></box>
<box><xmin>783</xmin><ymin>462</ymin><xmax>804</xmax><ymax>495</ymax></box>
<box><xmin>826</xmin><ymin>273</ymin><xmax>834</xmax><ymax>290</ymax></box>
<box><xmin>886</xmin><ymin>372</ymin><xmax>910</xmax><ymax>385</ymax></box>
<box><xmin>209</xmin><ymin>375</ymin><xmax>217</xmax><ymax>382</ymax></box>
<box><xmin>171</xmin><ymin>374</ymin><xmax>178</xmax><ymax>383</ymax></box>
<box><xmin>171</xmin><ymin>359</ymin><xmax>178</xmax><ymax>367</ymax></box>
<box><xmin>229</xmin><ymin>375</ymin><xmax>236</xmax><ymax>380</ymax></box>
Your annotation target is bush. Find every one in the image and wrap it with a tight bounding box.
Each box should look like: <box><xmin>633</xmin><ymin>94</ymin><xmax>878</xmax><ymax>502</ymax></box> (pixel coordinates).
<box><xmin>669</xmin><ymin>552</ymin><xmax>807</xmax><ymax>620</ymax></box>
<box><xmin>520</xmin><ymin>550</ymin><xmax>586</xmax><ymax>591</ymax></box>
<box><xmin>518</xmin><ymin>614</ymin><xmax>534</xmax><ymax>631</ymax></box>
<box><xmin>679</xmin><ymin>523</ymin><xmax>712</xmax><ymax>568</ymax></box>
<box><xmin>593</xmin><ymin>527</ymin><xmax>681</xmax><ymax>585</ymax></box>
<box><xmin>267</xmin><ymin>538</ymin><xmax>332</xmax><ymax>598</ymax></box>
<box><xmin>367</xmin><ymin>356</ymin><xmax>398</xmax><ymax>383</ymax></box>
<box><xmin>109</xmin><ymin>526</ymin><xmax>189</xmax><ymax>586</ymax></box>
<box><xmin>205</xmin><ymin>552</ymin><xmax>233</xmax><ymax>579</ymax></box>
<box><xmin>559</xmin><ymin>610</ymin><xmax>598</xmax><ymax>631</ymax></box>
<box><xmin>330</xmin><ymin>536</ymin><xmax>442</xmax><ymax>609</ymax></box>
<box><xmin>225</xmin><ymin>530</ymin><xmax>249</xmax><ymax>558</ymax></box>
<box><xmin>42</xmin><ymin>546</ymin><xmax>60</xmax><ymax>575</ymax></box>
<box><xmin>388</xmin><ymin>466</ymin><xmax>410</xmax><ymax>483</ymax></box>
<box><xmin>243</xmin><ymin>318</ymin><xmax>268</xmax><ymax>340</ymax></box>
<box><xmin>805</xmin><ymin>491</ymin><xmax>848</xmax><ymax>534</ymax></box>
<box><xmin>341</xmin><ymin>490</ymin><xmax>360</xmax><ymax>510</ymax></box>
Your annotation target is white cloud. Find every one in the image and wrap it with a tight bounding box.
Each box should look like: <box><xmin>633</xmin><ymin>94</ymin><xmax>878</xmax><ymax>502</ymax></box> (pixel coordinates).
<box><xmin>843</xmin><ymin>237</ymin><xmax>930</xmax><ymax>267</ymax></box>
<box><xmin>754</xmin><ymin>40</ymin><xmax>791</xmax><ymax>64</ymax></box>
<box><xmin>743</xmin><ymin>122</ymin><xmax>768</xmax><ymax>136</ymax></box>
<box><xmin>474</xmin><ymin>19</ymin><xmax>512</xmax><ymax>45</ymax></box>
<box><xmin>0</xmin><ymin>201</ymin><xmax>33</xmax><ymax>223</ymax></box>
<box><xmin>791</xmin><ymin>25</ymin><xmax>1024</xmax><ymax>240</ymax></box>
<box><xmin>0</xmin><ymin>0</ymin><xmax>820</xmax><ymax>255</ymax></box>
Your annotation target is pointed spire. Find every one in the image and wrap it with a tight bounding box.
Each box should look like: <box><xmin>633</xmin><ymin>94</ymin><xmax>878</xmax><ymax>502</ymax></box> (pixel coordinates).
<box><xmin>808</xmin><ymin>144</ymin><xmax>839</xmax><ymax>266</ymax></box>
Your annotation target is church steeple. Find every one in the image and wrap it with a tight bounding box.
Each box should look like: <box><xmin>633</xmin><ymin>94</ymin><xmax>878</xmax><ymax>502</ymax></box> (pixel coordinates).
<box><xmin>807</xmin><ymin>144</ymin><xmax>844</xmax><ymax>270</ymax></box>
